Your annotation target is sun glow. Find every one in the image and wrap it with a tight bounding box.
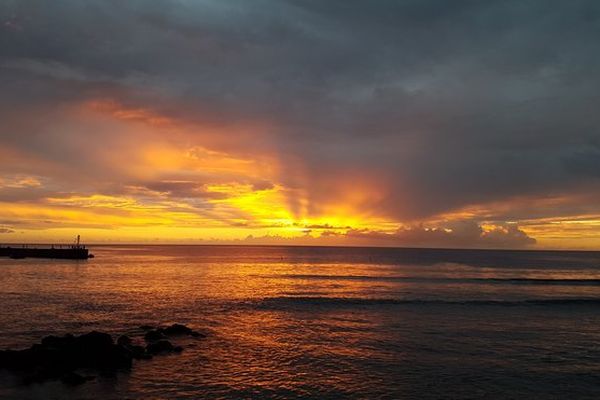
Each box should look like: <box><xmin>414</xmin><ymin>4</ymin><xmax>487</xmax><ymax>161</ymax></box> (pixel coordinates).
<box><xmin>1</xmin><ymin>99</ymin><xmax>599</xmax><ymax>249</ymax></box>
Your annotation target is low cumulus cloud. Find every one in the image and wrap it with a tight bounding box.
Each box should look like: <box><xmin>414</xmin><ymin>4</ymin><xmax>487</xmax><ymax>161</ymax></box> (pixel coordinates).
<box><xmin>394</xmin><ymin>222</ymin><xmax>536</xmax><ymax>249</ymax></box>
<box><xmin>337</xmin><ymin>221</ymin><xmax>536</xmax><ymax>249</ymax></box>
<box><xmin>235</xmin><ymin>221</ymin><xmax>535</xmax><ymax>249</ymax></box>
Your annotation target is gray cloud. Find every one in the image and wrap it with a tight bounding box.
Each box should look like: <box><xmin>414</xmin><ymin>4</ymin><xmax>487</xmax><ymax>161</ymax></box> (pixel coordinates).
<box><xmin>1</xmin><ymin>0</ymin><xmax>599</xmax><ymax>233</ymax></box>
<box><xmin>139</xmin><ymin>180</ymin><xmax>227</xmax><ymax>200</ymax></box>
<box><xmin>339</xmin><ymin>221</ymin><xmax>536</xmax><ymax>249</ymax></box>
<box><xmin>224</xmin><ymin>221</ymin><xmax>536</xmax><ymax>249</ymax></box>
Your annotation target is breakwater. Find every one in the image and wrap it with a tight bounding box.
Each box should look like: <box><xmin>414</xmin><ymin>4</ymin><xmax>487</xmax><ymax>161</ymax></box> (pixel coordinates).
<box><xmin>0</xmin><ymin>245</ymin><xmax>93</xmax><ymax>259</ymax></box>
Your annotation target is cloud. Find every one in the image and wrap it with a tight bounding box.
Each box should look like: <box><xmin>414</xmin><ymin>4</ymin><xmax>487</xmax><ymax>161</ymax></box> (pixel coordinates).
<box><xmin>339</xmin><ymin>221</ymin><xmax>536</xmax><ymax>249</ymax></box>
<box><xmin>138</xmin><ymin>180</ymin><xmax>228</xmax><ymax>200</ymax></box>
<box><xmin>395</xmin><ymin>222</ymin><xmax>536</xmax><ymax>249</ymax></box>
<box><xmin>228</xmin><ymin>221</ymin><xmax>536</xmax><ymax>249</ymax></box>
<box><xmin>0</xmin><ymin>227</ymin><xmax>14</xmax><ymax>234</ymax></box>
<box><xmin>0</xmin><ymin>1</ymin><xmax>599</xmax><ymax>247</ymax></box>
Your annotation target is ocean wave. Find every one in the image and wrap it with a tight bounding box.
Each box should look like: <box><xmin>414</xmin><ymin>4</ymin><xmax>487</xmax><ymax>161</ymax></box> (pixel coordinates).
<box><xmin>257</xmin><ymin>296</ymin><xmax>600</xmax><ymax>308</ymax></box>
<box><xmin>478</xmin><ymin>278</ymin><xmax>600</xmax><ymax>285</ymax></box>
<box><xmin>263</xmin><ymin>274</ymin><xmax>600</xmax><ymax>286</ymax></box>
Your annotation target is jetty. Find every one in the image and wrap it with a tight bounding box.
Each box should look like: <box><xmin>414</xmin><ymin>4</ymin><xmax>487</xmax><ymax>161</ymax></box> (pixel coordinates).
<box><xmin>0</xmin><ymin>236</ymin><xmax>93</xmax><ymax>260</ymax></box>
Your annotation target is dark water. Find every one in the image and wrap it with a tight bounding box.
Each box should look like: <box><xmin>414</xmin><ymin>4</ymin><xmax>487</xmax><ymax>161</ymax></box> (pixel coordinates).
<box><xmin>1</xmin><ymin>245</ymin><xmax>600</xmax><ymax>399</ymax></box>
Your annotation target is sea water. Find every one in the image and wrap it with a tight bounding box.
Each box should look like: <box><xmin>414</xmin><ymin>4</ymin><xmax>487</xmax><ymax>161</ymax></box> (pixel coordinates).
<box><xmin>1</xmin><ymin>245</ymin><xmax>599</xmax><ymax>399</ymax></box>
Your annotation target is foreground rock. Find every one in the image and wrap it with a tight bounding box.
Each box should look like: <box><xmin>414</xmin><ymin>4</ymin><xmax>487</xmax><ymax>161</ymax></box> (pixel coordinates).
<box><xmin>117</xmin><ymin>335</ymin><xmax>132</xmax><ymax>346</ymax></box>
<box><xmin>0</xmin><ymin>324</ymin><xmax>204</xmax><ymax>385</ymax></box>
<box><xmin>164</xmin><ymin>323</ymin><xmax>200</xmax><ymax>336</ymax></box>
<box><xmin>144</xmin><ymin>329</ymin><xmax>167</xmax><ymax>342</ymax></box>
<box><xmin>146</xmin><ymin>340</ymin><xmax>183</xmax><ymax>355</ymax></box>
<box><xmin>0</xmin><ymin>331</ymin><xmax>131</xmax><ymax>373</ymax></box>
<box><xmin>60</xmin><ymin>371</ymin><xmax>95</xmax><ymax>386</ymax></box>
<box><xmin>143</xmin><ymin>323</ymin><xmax>206</xmax><ymax>342</ymax></box>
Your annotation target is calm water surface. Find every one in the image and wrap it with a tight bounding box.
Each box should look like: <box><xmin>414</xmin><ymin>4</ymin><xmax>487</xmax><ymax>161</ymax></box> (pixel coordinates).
<box><xmin>1</xmin><ymin>245</ymin><xmax>600</xmax><ymax>399</ymax></box>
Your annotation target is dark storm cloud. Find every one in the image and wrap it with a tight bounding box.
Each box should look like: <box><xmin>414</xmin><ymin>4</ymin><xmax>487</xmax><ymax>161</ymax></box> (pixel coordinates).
<box><xmin>563</xmin><ymin>148</ymin><xmax>600</xmax><ymax>178</ymax></box>
<box><xmin>1</xmin><ymin>0</ymin><xmax>600</xmax><ymax>223</ymax></box>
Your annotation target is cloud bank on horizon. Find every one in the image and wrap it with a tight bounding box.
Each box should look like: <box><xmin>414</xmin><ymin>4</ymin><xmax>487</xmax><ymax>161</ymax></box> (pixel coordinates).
<box><xmin>1</xmin><ymin>0</ymin><xmax>599</xmax><ymax>248</ymax></box>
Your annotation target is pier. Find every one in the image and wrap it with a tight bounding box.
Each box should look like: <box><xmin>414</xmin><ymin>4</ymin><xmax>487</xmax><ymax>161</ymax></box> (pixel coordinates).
<box><xmin>0</xmin><ymin>236</ymin><xmax>93</xmax><ymax>259</ymax></box>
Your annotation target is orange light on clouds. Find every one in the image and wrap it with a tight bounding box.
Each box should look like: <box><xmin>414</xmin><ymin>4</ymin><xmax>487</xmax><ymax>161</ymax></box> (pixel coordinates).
<box><xmin>1</xmin><ymin>98</ymin><xmax>599</xmax><ymax>248</ymax></box>
<box><xmin>86</xmin><ymin>99</ymin><xmax>175</xmax><ymax>128</ymax></box>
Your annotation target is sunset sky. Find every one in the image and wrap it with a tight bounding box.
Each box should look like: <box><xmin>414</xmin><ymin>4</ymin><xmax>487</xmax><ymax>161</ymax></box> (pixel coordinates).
<box><xmin>1</xmin><ymin>1</ymin><xmax>599</xmax><ymax>249</ymax></box>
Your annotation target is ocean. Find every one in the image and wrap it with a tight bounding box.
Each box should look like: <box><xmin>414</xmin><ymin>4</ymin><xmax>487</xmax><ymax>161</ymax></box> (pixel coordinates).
<box><xmin>1</xmin><ymin>245</ymin><xmax>599</xmax><ymax>399</ymax></box>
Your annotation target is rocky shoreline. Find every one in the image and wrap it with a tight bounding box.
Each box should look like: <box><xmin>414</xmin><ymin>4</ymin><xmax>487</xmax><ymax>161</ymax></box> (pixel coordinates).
<box><xmin>0</xmin><ymin>324</ymin><xmax>205</xmax><ymax>386</ymax></box>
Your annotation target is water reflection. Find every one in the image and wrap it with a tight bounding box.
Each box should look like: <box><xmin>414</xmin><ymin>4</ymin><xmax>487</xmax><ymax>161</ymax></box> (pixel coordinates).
<box><xmin>1</xmin><ymin>246</ymin><xmax>600</xmax><ymax>398</ymax></box>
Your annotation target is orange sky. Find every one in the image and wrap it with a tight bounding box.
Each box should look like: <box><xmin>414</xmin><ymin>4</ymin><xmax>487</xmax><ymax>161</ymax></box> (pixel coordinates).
<box><xmin>2</xmin><ymin>2</ymin><xmax>600</xmax><ymax>250</ymax></box>
<box><xmin>0</xmin><ymin>99</ymin><xmax>598</xmax><ymax>249</ymax></box>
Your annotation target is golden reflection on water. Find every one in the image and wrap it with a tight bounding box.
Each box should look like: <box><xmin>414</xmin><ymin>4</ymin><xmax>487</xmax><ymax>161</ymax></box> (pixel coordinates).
<box><xmin>1</xmin><ymin>245</ymin><xmax>600</xmax><ymax>399</ymax></box>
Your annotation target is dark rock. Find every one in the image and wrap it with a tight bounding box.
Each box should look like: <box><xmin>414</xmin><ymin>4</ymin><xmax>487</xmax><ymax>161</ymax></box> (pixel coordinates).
<box><xmin>0</xmin><ymin>331</ymin><xmax>131</xmax><ymax>375</ymax></box>
<box><xmin>23</xmin><ymin>369</ymin><xmax>57</xmax><ymax>385</ymax></box>
<box><xmin>139</xmin><ymin>325</ymin><xmax>154</xmax><ymax>331</ymax></box>
<box><xmin>144</xmin><ymin>329</ymin><xmax>166</xmax><ymax>342</ymax></box>
<box><xmin>117</xmin><ymin>335</ymin><xmax>132</xmax><ymax>346</ymax></box>
<box><xmin>76</xmin><ymin>331</ymin><xmax>114</xmax><ymax>349</ymax></box>
<box><xmin>60</xmin><ymin>371</ymin><xmax>95</xmax><ymax>386</ymax></box>
<box><xmin>0</xmin><ymin>350</ymin><xmax>24</xmax><ymax>370</ymax></box>
<box><xmin>116</xmin><ymin>335</ymin><xmax>150</xmax><ymax>359</ymax></box>
<box><xmin>74</xmin><ymin>331</ymin><xmax>131</xmax><ymax>370</ymax></box>
<box><xmin>1</xmin><ymin>347</ymin><xmax>62</xmax><ymax>373</ymax></box>
<box><xmin>146</xmin><ymin>340</ymin><xmax>177</xmax><ymax>355</ymax></box>
<box><xmin>163</xmin><ymin>323</ymin><xmax>205</xmax><ymax>338</ymax></box>
<box><xmin>163</xmin><ymin>324</ymin><xmax>193</xmax><ymax>335</ymax></box>
<box><xmin>98</xmin><ymin>345</ymin><xmax>132</xmax><ymax>369</ymax></box>
<box><xmin>127</xmin><ymin>345</ymin><xmax>152</xmax><ymax>360</ymax></box>
<box><xmin>0</xmin><ymin>327</ymin><xmax>193</xmax><ymax>386</ymax></box>
<box><xmin>41</xmin><ymin>334</ymin><xmax>75</xmax><ymax>348</ymax></box>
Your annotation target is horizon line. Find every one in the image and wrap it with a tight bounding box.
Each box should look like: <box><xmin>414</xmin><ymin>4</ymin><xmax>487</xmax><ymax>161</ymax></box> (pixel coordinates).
<box><xmin>0</xmin><ymin>242</ymin><xmax>598</xmax><ymax>253</ymax></box>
